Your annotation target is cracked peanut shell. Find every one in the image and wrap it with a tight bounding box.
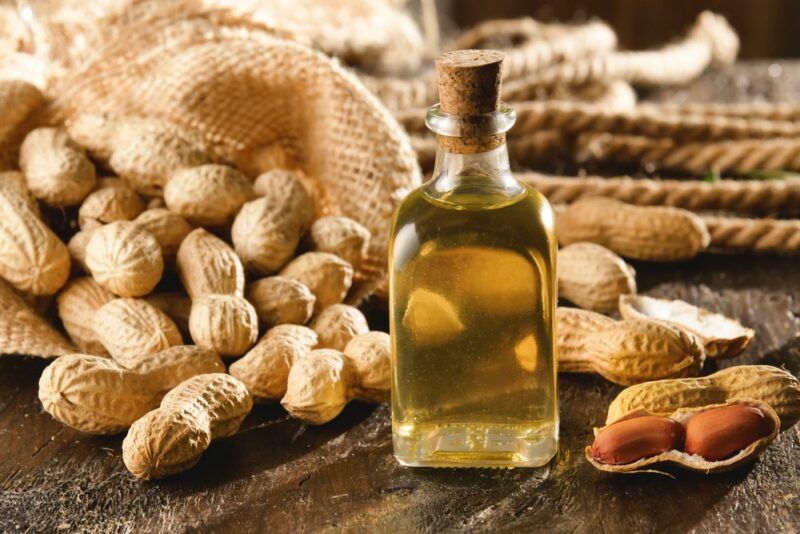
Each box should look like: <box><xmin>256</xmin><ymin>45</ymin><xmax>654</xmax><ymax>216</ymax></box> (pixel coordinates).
<box><xmin>619</xmin><ymin>294</ymin><xmax>754</xmax><ymax>359</ymax></box>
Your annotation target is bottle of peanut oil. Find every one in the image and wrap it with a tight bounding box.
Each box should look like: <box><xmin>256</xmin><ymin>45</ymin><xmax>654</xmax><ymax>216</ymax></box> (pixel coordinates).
<box><xmin>389</xmin><ymin>50</ymin><xmax>558</xmax><ymax>468</ymax></box>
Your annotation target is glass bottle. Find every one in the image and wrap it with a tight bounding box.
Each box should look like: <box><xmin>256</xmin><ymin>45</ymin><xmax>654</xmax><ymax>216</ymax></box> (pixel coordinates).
<box><xmin>389</xmin><ymin>50</ymin><xmax>558</xmax><ymax>468</ymax></box>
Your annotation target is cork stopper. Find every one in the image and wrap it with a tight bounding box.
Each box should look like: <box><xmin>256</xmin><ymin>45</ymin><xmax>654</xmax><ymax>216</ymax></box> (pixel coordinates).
<box><xmin>435</xmin><ymin>49</ymin><xmax>504</xmax><ymax>116</ymax></box>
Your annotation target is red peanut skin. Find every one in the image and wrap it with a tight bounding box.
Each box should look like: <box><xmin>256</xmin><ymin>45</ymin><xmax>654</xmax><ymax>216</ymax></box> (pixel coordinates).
<box><xmin>590</xmin><ymin>415</ymin><xmax>685</xmax><ymax>465</ymax></box>
<box><xmin>684</xmin><ymin>405</ymin><xmax>773</xmax><ymax>461</ymax></box>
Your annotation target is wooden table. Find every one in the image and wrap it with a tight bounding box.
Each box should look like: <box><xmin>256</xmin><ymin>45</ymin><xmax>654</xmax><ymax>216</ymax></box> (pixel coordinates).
<box><xmin>1</xmin><ymin>61</ymin><xmax>799</xmax><ymax>533</ymax></box>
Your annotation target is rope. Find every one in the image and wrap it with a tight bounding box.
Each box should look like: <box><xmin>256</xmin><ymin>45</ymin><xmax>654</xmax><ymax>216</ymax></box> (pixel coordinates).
<box><xmin>637</xmin><ymin>101</ymin><xmax>800</xmax><ymax>122</ymax></box>
<box><xmin>510</xmin><ymin>101</ymin><xmax>800</xmax><ymax>141</ymax></box>
<box><xmin>518</xmin><ymin>172</ymin><xmax>800</xmax><ymax>215</ymax></box>
<box><xmin>704</xmin><ymin>215</ymin><xmax>800</xmax><ymax>253</ymax></box>
<box><xmin>572</xmin><ymin>133</ymin><xmax>800</xmax><ymax>174</ymax></box>
<box><xmin>361</xmin><ymin>11</ymin><xmax>732</xmax><ymax>113</ymax></box>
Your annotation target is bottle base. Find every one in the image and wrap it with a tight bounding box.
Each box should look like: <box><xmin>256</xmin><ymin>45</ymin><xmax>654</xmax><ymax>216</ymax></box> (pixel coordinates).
<box><xmin>393</xmin><ymin>421</ymin><xmax>558</xmax><ymax>468</ymax></box>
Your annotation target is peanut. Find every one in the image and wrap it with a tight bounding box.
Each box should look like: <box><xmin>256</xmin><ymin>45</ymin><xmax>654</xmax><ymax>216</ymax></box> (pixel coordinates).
<box><xmin>56</xmin><ymin>277</ymin><xmax>114</xmax><ymax>356</ymax></box>
<box><xmin>188</xmin><ymin>294</ymin><xmax>258</xmax><ymax>357</ymax></box>
<box><xmin>557</xmin><ymin>307</ymin><xmax>705</xmax><ymax>385</ymax></box>
<box><xmin>311</xmin><ymin>304</ymin><xmax>369</xmax><ymax>351</ymax></box>
<box><xmin>78</xmin><ymin>180</ymin><xmax>145</xmax><ymax>230</ymax></box>
<box><xmin>229</xmin><ymin>329</ymin><xmax>315</xmax><ymax>401</ymax></box>
<box><xmin>38</xmin><ymin>347</ymin><xmax>224</xmax><ymax>434</ymax></box>
<box><xmin>165</xmin><ymin>164</ymin><xmax>254</xmax><ymax>226</ymax></box>
<box><xmin>19</xmin><ymin>127</ymin><xmax>96</xmax><ymax>207</ymax></box>
<box><xmin>122</xmin><ymin>373</ymin><xmax>252</xmax><ymax>479</ymax></box>
<box><xmin>263</xmin><ymin>323</ymin><xmax>319</xmax><ymax>348</ymax></box>
<box><xmin>281</xmin><ymin>349</ymin><xmax>355</xmax><ymax>424</ymax></box>
<box><xmin>586</xmin><ymin>400</ymin><xmax>781</xmax><ymax>474</ymax></box>
<box><xmin>85</xmin><ymin>221</ymin><xmax>164</xmax><ymax>297</ymax></box>
<box><xmin>0</xmin><ymin>170</ymin><xmax>40</xmax><ymax>216</ymax></box>
<box><xmin>308</xmin><ymin>216</ymin><xmax>371</xmax><ymax>269</ymax></box>
<box><xmin>0</xmin><ymin>80</ymin><xmax>43</xmax><ymax>147</ymax></box>
<box><xmin>280</xmin><ymin>252</ymin><xmax>354</xmax><ymax>311</ymax></box>
<box><xmin>558</xmin><ymin>242</ymin><xmax>636</xmax><ymax>313</ymax></box>
<box><xmin>0</xmin><ymin>184</ymin><xmax>70</xmax><ymax>295</ymax></box>
<box><xmin>107</xmin><ymin>123</ymin><xmax>212</xmax><ymax>196</ymax></box>
<box><xmin>232</xmin><ymin>196</ymin><xmax>305</xmax><ymax>274</ymax></box>
<box><xmin>246</xmin><ymin>276</ymin><xmax>315</xmax><ymax>327</ymax></box>
<box><xmin>684</xmin><ymin>404</ymin><xmax>774</xmax><ymax>461</ymax></box>
<box><xmin>0</xmin><ymin>278</ymin><xmax>74</xmax><ymax>357</ymax></box>
<box><xmin>252</xmin><ymin>169</ymin><xmax>314</xmax><ymax>226</ymax></box>
<box><xmin>145</xmin><ymin>291</ymin><xmax>192</xmax><ymax>338</ymax></box>
<box><xmin>177</xmin><ymin>228</ymin><xmax>244</xmax><ymax>299</ymax></box>
<box><xmin>343</xmin><ymin>331</ymin><xmax>391</xmax><ymax>402</ymax></box>
<box><xmin>68</xmin><ymin>114</ymin><xmax>212</xmax><ymax>196</ymax></box>
<box><xmin>557</xmin><ymin>197</ymin><xmax>710</xmax><ymax>261</ymax></box>
<box><xmin>590</xmin><ymin>415</ymin><xmax>685</xmax><ymax>465</ymax></box>
<box><xmin>606</xmin><ymin>365</ymin><xmax>800</xmax><ymax>429</ymax></box>
<box><xmin>93</xmin><ymin>298</ymin><xmax>183</xmax><ymax>367</ymax></box>
<box><xmin>67</xmin><ymin>230</ymin><xmax>92</xmax><ymax>273</ymax></box>
<box><xmin>133</xmin><ymin>208</ymin><xmax>193</xmax><ymax>259</ymax></box>
<box><xmin>619</xmin><ymin>294</ymin><xmax>754</xmax><ymax>359</ymax></box>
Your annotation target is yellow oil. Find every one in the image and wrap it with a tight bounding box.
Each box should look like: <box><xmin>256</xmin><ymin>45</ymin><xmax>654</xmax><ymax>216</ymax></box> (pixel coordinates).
<box><xmin>389</xmin><ymin>177</ymin><xmax>558</xmax><ymax>468</ymax></box>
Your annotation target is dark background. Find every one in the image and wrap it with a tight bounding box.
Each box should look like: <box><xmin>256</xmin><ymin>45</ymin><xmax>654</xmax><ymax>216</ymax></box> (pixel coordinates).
<box><xmin>439</xmin><ymin>0</ymin><xmax>800</xmax><ymax>58</ymax></box>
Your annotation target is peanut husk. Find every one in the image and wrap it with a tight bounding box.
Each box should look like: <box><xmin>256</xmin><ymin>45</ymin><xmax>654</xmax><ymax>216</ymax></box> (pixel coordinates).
<box><xmin>586</xmin><ymin>399</ymin><xmax>780</xmax><ymax>475</ymax></box>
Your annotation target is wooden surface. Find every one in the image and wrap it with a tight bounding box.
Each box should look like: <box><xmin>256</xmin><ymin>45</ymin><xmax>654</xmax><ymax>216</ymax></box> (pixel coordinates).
<box><xmin>2</xmin><ymin>62</ymin><xmax>800</xmax><ymax>533</ymax></box>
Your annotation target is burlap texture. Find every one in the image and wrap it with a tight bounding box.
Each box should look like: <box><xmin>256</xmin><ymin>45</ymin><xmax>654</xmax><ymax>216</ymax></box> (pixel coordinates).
<box><xmin>33</xmin><ymin>2</ymin><xmax>421</xmax><ymax>295</ymax></box>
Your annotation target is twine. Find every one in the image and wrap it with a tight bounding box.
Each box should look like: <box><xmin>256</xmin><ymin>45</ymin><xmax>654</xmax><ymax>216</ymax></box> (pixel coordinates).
<box><xmin>518</xmin><ymin>172</ymin><xmax>800</xmax><ymax>215</ymax></box>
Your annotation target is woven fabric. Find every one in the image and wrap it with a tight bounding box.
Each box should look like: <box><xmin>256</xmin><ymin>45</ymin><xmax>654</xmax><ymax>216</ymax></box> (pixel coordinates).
<box><xmin>41</xmin><ymin>1</ymin><xmax>420</xmax><ymax>292</ymax></box>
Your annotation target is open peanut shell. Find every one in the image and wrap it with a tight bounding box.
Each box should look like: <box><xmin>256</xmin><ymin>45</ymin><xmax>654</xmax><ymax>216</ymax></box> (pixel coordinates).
<box><xmin>585</xmin><ymin>399</ymin><xmax>780</xmax><ymax>475</ymax></box>
<box><xmin>619</xmin><ymin>295</ymin><xmax>754</xmax><ymax>358</ymax></box>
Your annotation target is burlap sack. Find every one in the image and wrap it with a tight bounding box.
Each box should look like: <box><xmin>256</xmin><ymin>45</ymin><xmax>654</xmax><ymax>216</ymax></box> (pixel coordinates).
<box><xmin>36</xmin><ymin>2</ymin><xmax>421</xmax><ymax>296</ymax></box>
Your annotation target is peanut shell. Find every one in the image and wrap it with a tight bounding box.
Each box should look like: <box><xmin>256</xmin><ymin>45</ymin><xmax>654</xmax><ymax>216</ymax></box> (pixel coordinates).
<box><xmin>0</xmin><ymin>278</ymin><xmax>74</xmax><ymax>357</ymax></box>
<box><xmin>108</xmin><ymin>126</ymin><xmax>212</xmax><ymax>196</ymax></box>
<box><xmin>56</xmin><ymin>277</ymin><xmax>114</xmax><ymax>356</ymax></box>
<box><xmin>177</xmin><ymin>228</ymin><xmax>244</xmax><ymax>299</ymax></box>
<box><xmin>586</xmin><ymin>399</ymin><xmax>779</xmax><ymax>474</ymax></box>
<box><xmin>133</xmin><ymin>208</ymin><xmax>193</xmax><ymax>259</ymax></box>
<box><xmin>67</xmin><ymin>230</ymin><xmax>93</xmax><ymax>273</ymax></box>
<box><xmin>189</xmin><ymin>294</ymin><xmax>258</xmax><ymax>357</ymax></box>
<box><xmin>38</xmin><ymin>347</ymin><xmax>224</xmax><ymax>435</ymax></box>
<box><xmin>85</xmin><ymin>221</ymin><xmax>164</xmax><ymax>297</ymax></box>
<box><xmin>558</xmin><ymin>242</ymin><xmax>636</xmax><ymax>313</ymax></box>
<box><xmin>607</xmin><ymin>365</ymin><xmax>800</xmax><ymax>429</ymax></box>
<box><xmin>145</xmin><ymin>291</ymin><xmax>192</xmax><ymax>338</ymax></box>
<box><xmin>252</xmin><ymin>169</ymin><xmax>314</xmax><ymax>226</ymax></box>
<box><xmin>619</xmin><ymin>295</ymin><xmax>754</xmax><ymax>359</ymax></box>
<box><xmin>19</xmin><ymin>127</ymin><xmax>96</xmax><ymax>207</ymax></box>
<box><xmin>557</xmin><ymin>307</ymin><xmax>705</xmax><ymax>385</ymax></box>
<box><xmin>0</xmin><ymin>185</ymin><xmax>70</xmax><ymax>295</ymax></box>
<box><xmin>557</xmin><ymin>197</ymin><xmax>710</xmax><ymax>261</ymax></box>
<box><xmin>281</xmin><ymin>349</ymin><xmax>354</xmax><ymax>425</ymax></box>
<box><xmin>231</xmin><ymin>196</ymin><xmax>304</xmax><ymax>274</ymax></box>
<box><xmin>164</xmin><ymin>164</ymin><xmax>254</xmax><ymax>226</ymax></box>
<box><xmin>280</xmin><ymin>252</ymin><xmax>353</xmax><ymax>311</ymax></box>
<box><xmin>246</xmin><ymin>276</ymin><xmax>315</xmax><ymax>327</ymax></box>
<box><xmin>308</xmin><ymin>216</ymin><xmax>371</xmax><ymax>269</ymax></box>
<box><xmin>0</xmin><ymin>170</ymin><xmax>40</xmax><ymax>216</ymax></box>
<box><xmin>263</xmin><ymin>324</ymin><xmax>319</xmax><ymax>350</ymax></box>
<box><xmin>229</xmin><ymin>334</ymin><xmax>311</xmax><ymax>401</ymax></box>
<box><xmin>122</xmin><ymin>373</ymin><xmax>252</xmax><ymax>479</ymax></box>
<box><xmin>93</xmin><ymin>298</ymin><xmax>183</xmax><ymax>367</ymax></box>
<box><xmin>343</xmin><ymin>331</ymin><xmax>391</xmax><ymax>402</ymax></box>
<box><xmin>311</xmin><ymin>304</ymin><xmax>369</xmax><ymax>351</ymax></box>
<box><xmin>78</xmin><ymin>181</ymin><xmax>145</xmax><ymax>230</ymax></box>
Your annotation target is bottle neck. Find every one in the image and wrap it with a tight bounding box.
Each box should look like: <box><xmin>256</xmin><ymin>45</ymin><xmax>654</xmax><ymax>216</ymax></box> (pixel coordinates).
<box><xmin>424</xmin><ymin>103</ymin><xmax>522</xmax><ymax>202</ymax></box>
<box><xmin>425</xmin><ymin>141</ymin><xmax>523</xmax><ymax>203</ymax></box>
